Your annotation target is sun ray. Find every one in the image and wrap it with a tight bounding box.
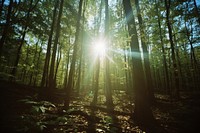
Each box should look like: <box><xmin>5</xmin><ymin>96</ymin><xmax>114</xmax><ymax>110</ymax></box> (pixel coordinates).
<box><xmin>91</xmin><ymin>38</ymin><xmax>107</xmax><ymax>58</ymax></box>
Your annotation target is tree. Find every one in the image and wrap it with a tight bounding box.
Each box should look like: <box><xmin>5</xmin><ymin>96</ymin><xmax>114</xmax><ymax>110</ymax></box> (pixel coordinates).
<box><xmin>122</xmin><ymin>0</ymin><xmax>155</xmax><ymax>128</ymax></box>
<box><xmin>64</xmin><ymin>0</ymin><xmax>83</xmax><ymax>109</ymax></box>
<box><xmin>0</xmin><ymin>0</ymin><xmax>13</xmax><ymax>57</ymax></box>
<box><xmin>155</xmin><ymin>0</ymin><xmax>170</xmax><ymax>93</ymax></box>
<box><xmin>104</xmin><ymin>0</ymin><xmax>113</xmax><ymax>110</ymax></box>
<box><xmin>40</xmin><ymin>0</ymin><xmax>59</xmax><ymax>88</ymax></box>
<box><xmin>76</xmin><ymin>0</ymin><xmax>87</xmax><ymax>96</ymax></box>
<box><xmin>10</xmin><ymin>0</ymin><xmax>39</xmax><ymax>81</ymax></box>
<box><xmin>134</xmin><ymin>0</ymin><xmax>155</xmax><ymax>104</ymax></box>
<box><xmin>193</xmin><ymin>0</ymin><xmax>200</xmax><ymax>24</ymax></box>
<box><xmin>91</xmin><ymin>0</ymin><xmax>103</xmax><ymax>106</ymax></box>
<box><xmin>165</xmin><ymin>0</ymin><xmax>180</xmax><ymax>98</ymax></box>
<box><xmin>0</xmin><ymin>0</ymin><xmax>5</xmax><ymax>18</ymax></box>
<box><xmin>48</xmin><ymin>0</ymin><xmax>64</xmax><ymax>95</ymax></box>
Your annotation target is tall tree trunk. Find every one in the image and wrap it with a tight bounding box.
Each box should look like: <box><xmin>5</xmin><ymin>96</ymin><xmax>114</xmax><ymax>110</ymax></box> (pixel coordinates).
<box><xmin>123</xmin><ymin>0</ymin><xmax>155</xmax><ymax>128</ymax></box>
<box><xmin>76</xmin><ymin>0</ymin><xmax>87</xmax><ymax>96</ymax></box>
<box><xmin>123</xmin><ymin>46</ymin><xmax>130</xmax><ymax>92</ymax></box>
<box><xmin>184</xmin><ymin>20</ymin><xmax>198</xmax><ymax>90</ymax></box>
<box><xmin>134</xmin><ymin>0</ymin><xmax>155</xmax><ymax>105</ymax></box>
<box><xmin>165</xmin><ymin>0</ymin><xmax>180</xmax><ymax>98</ymax></box>
<box><xmin>76</xmin><ymin>57</ymin><xmax>82</xmax><ymax>96</ymax></box>
<box><xmin>54</xmin><ymin>44</ymin><xmax>62</xmax><ymax>87</ymax></box>
<box><xmin>22</xmin><ymin>44</ymin><xmax>30</xmax><ymax>83</ymax></box>
<box><xmin>40</xmin><ymin>0</ymin><xmax>59</xmax><ymax>88</ymax></box>
<box><xmin>193</xmin><ymin>0</ymin><xmax>200</xmax><ymax>24</ymax></box>
<box><xmin>64</xmin><ymin>0</ymin><xmax>83</xmax><ymax>109</ymax></box>
<box><xmin>63</xmin><ymin>45</ymin><xmax>71</xmax><ymax>88</ymax></box>
<box><xmin>0</xmin><ymin>0</ymin><xmax>5</xmax><ymax>18</ymax></box>
<box><xmin>34</xmin><ymin>42</ymin><xmax>43</xmax><ymax>86</ymax></box>
<box><xmin>91</xmin><ymin>0</ymin><xmax>103</xmax><ymax>105</ymax></box>
<box><xmin>10</xmin><ymin>0</ymin><xmax>34</xmax><ymax>81</ymax></box>
<box><xmin>184</xmin><ymin>16</ymin><xmax>197</xmax><ymax>67</ymax></box>
<box><xmin>29</xmin><ymin>39</ymin><xmax>39</xmax><ymax>85</ymax></box>
<box><xmin>0</xmin><ymin>0</ymin><xmax>13</xmax><ymax>57</ymax></box>
<box><xmin>92</xmin><ymin>57</ymin><xmax>100</xmax><ymax>105</ymax></box>
<box><xmin>155</xmin><ymin>0</ymin><xmax>170</xmax><ymax>94</ymax></box>
<box><xmin>49</xmin><ymin>0</ymin><xmax>64</xmax><ymax>93</ymax></box>
<box><xmin>104</xmin><ymin>0</ymin><xmax>113</xmax><ymax>110</ymax></box>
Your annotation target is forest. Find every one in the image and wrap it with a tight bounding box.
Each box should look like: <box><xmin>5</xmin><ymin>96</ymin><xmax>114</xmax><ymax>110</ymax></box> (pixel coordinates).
<box><xmin>0</xmin><ymin>0</ymin><xmax>200</xmax><ymax>132</ymax></box>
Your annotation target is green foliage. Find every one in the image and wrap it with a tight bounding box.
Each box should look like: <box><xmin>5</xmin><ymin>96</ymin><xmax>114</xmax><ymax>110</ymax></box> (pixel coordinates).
<box><xmin>18</xmin><ymin>115</ymin><xmax>47</xmax><ymax>132</ymax></box>
<box><xmin>103</xmin><ymin>116</ymin><xmax>113</xmax><ymax>124</ymax></box>
<box><xmin>56</xmin><ymin>116</ymin><xmax>68</xmax><ymax>123</ymax></box>
<box><xmin>17</xmin><ymin>97</ymin><xmax>58</xmax><ymax>132</ymax></box>
<box><xmin>30</xmin><ymin>105</ymin><xmax>47</xmax><ymax>114</ymax></box>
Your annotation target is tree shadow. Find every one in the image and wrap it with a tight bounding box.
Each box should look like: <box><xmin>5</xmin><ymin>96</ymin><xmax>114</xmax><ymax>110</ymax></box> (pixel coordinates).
<box><xmin>87</xmin><ymin>106</ymin><xmax>97</xmax><ymax>132</ymax></box>
<box><xmin>106</xmin><ymin>105</ymin><xmax>122</xmax><ymax>133</ymax></box>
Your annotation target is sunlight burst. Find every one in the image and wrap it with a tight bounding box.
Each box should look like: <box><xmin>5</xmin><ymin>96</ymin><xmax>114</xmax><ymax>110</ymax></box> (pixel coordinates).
<box><xmin>92</xmin><ymin>39</ymin><xmax>106</xmax><ymax>57</ymax></box>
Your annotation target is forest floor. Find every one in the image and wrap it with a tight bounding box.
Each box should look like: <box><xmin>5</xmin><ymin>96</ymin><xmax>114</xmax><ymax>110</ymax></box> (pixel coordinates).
<box><xmin>0</xmin><ymin>80</ymin><xmax>199</xmax><ymax>133</ymax></box>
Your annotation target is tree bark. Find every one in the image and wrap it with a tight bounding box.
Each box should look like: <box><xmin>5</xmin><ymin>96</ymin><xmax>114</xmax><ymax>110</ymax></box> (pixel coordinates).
<box><xmin>104</xmin><ymin>0</ymin><xmax>113</xmax><ymax>110</ymax></box>
<box><xmin>122</xmin><ymin>0</ymin><xmax>155</xmax><ymax>127</ymax></box>
<box><xmin>165</xmin><ymin>0</ymin><xmax>180</xmax><ymax>98</ymax></box>
<box><xmin>193</xmin><ymin>0</ymin><xmax>200</xmax><ymax>24</ymax></box>
<box><xmin>34</xmin><ymin>42</ymin><xmax>43</xmax><ymax>86</ymax></box>
<box><xmin>92</xmin><ymin>57</ymin><xmax>100</xmax><ymax>105</ymax></box>
<box><xmin>10</xmin><ymin>0</ymin><xmax>34</xmax><ymax>81</ymax></box>
<box><xmin>76</xmin><ymin>0</ymin><xmax>87</xmax><ymax>96</ymax></box>
<box><xmin>29</xmin><ymin>39</ymin><xmax>39</xmax><ymax>85</ymax></box>
<box><xmin>0</xmin><ymin>0</ymin><xmax>13</xmax><ymax>57</ymax></box>
<box><xmin>134</xmin><ymin>0</ymin><xmax>155</xmax><ymax>105</ymax></box>
<box><xmin>40</xmin><ymin>0</ymin><xmax>59</xmax><ymax>88</ymax></box>
<box><xmin>0</xmin><ymin>0</ymin><xmax>5</xmax><ymax>18</ymax></box>
<box><xmin>63</xmin><ymin>44</ymin><xmax>71</xmax><ymax>88</ymax></box>
<box><xmin>64</xmin><ymin>0</ymin><xmax>83</xmax><ymax>109</ymax></box>
<box><xmin>49</xmin><ymin>0</ymin><xmax>64</xmax><ymax>93</ymax></box>
<box><xmin>155</xmin><ymin>0</ymin><xmax>170</xmax><ymax>93</ymax></box>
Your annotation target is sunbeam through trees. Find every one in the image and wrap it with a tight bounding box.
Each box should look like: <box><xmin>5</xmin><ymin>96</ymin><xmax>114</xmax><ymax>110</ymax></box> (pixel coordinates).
<box><xmin>0</xmin><ymin>0</ymin><xmax>200</xmax><ymax>132</ymax></box>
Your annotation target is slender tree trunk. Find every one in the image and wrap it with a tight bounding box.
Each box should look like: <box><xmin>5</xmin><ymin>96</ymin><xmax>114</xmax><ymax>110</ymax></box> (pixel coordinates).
<box><xmin>123</xmin><ymin>46</ymin><xmax>130</xmax><ymax>92</ymax></box>
<box><xmin>10</xmin><ymin>0</ymin><xmax>34</xmax><ymax>81</ymax></box>
<box><xmin>0</xmin><ymin>0</ymin><xmax>13</xmax><ymax>57</ymax></box>
<box><xmin>91</xmin><ymin>0</ymin><xmax>103</xmax><ymax>105</ymax></box>
<box><xmin>123</xmin><ymin>0</ymin><xmax>155</xmax><ymax>128</ymax></box>
<box><xmin>34</xmin><ymin>42</ymin><xmax>43</xmax><ymax>86</ymax></box>
<box><xmin>22</xmin><ymin>44</ymin><xmax>30</xmax><ymax>83</ymax></box>
<box><xmin>184</xmin><ymin>20</ymin><xmax>198</xmax><ymax>90</ymax></box>
<box><xmin>64</xmin><ymin>0</ymin><xmax>83</xmax><ymax>109</ymax></box>
<box><xmin>156</xmin><ymin>0</ymin><xmax>170</xmax><ymax>94</ymax></box>
<box><xmin>175</xmin><ymin>43</ymin><xmax>184</xmax><ymax>91</ymax></box>
<box><xmin>64</xmin><ymin>45</ymin><xmax>71</xmax><ymax>88</ymax></box>
<box><xmin>76</xmin><ymin>58</ymin><xmax>82</xmax><ymax>96</ymax></box>
<box><xmin>92</xmin><ymin>57</ymin><xmax>100</xmax><ymax>105</ymax></box>
<box><xmin>165</xmin><ymin>0</ymin><xmax>180</xmax><ymax>98</ymax></box>
<box><xmin>10</xmin><ymin>29</ymin><xmax>26</xmax><ymax>81</ymax></box>
<box><xmin>0</xmin><ymin>0</ymin><xmax>5</xmax><ymax>18</ymax></box>
<box><xmin>134</xmin><ymin>0</ymin><xmax>155</xmax><ymax>105</ymax></box>
<box><xmin>193</xmin><ymin>0</ymin><xmax>200</xmax><ymax>24</ymax></box>
<box><xmin>54</xmin><ymin>44</ymin><xmax>62</xmax><ymax>87</ymax></box>
<box><xmin>76</xmin><ymin>0</ymin><xmax>87</xmax><ymax>96</ymax></box>
<box><xmin>10</xmin><ymin>0</ymin><xmax>40</xmax><ymax>82</ymax></box>
<box><xmin>29</xmin><ymin>39</ymin><xmax>39</xmax><ymax>85</ymax></box>
<box><xmin>184</xmin><ymin>17</ymin><xmax>197</xmax><ymax>66</ymax></box>
<box><xmin>104</xmin><ymin>0</ymin><xmax>113</xmax><ymax>110</ymax></box>
<box><xmin>49</xmin><ymin>0</ymin><xmax>64</xmax><ymax>93</ymax></box>
<box><xmin>152</xmin><ymin>65</ymin><xmax>157</xmax><ymax>90</ymax></box>
<box><xmin>40</xmin><ymin>0</ymin><xmax>59</xmax><ymax>88</ymax></box>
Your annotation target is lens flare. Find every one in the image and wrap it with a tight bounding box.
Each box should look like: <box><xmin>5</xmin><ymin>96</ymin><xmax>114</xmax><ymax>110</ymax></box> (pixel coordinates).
<box><xmin>92</xmin><ymin>39</ymin><xmax>106</xmax><ymax>57</ymax></box>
